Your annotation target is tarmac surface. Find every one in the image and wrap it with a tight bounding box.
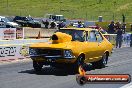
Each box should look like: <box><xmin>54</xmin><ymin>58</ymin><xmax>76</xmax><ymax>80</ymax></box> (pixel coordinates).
<box><xmin>0</xmin><ymin>47</ymin><xmax>132</xmax><ymax>88</ymax></box>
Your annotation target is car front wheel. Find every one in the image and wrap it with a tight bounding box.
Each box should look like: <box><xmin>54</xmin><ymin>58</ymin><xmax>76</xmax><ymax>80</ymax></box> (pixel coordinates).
<box><xmin>92</xmin><ymin>53</ymin><xmax>108</xmax><ymax>69</ymax></box>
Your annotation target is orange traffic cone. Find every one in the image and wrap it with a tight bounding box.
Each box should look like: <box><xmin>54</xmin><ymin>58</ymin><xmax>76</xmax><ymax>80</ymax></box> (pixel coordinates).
<box><xmin>36</xmin><ymin>31</ymin><xmax>41</xmax><ymax>39</ymax></box>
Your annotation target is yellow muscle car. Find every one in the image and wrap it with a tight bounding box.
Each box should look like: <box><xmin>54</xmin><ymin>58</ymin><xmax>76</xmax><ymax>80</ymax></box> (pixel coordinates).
<box><xmin>29</xmin><ymin>28</ymin><xmax>113</xmax><ymax>72</ymax></box>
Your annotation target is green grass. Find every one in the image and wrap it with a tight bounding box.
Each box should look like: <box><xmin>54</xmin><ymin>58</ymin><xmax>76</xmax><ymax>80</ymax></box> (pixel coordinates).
<box><xmin>0</xmin><ymin>0</ymin><xmax>132</xmax><ymax>22</ymax></box>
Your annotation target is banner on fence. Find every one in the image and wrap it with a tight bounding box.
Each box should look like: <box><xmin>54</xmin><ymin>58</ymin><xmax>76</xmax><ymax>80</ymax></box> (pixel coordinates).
<box><xmin>0</xmin><ymin>28</ymin><xmax>24</xmax><ymax>40</ymax></box>
<box><xmin>0</xmin><ymin>45</ymin><xmax>29</xmax><ymax>60</ymax></box>
<box><xmin>3</xmin><ymin>28</ymin><xmax>16</xmax><ymax>40</ymax></box>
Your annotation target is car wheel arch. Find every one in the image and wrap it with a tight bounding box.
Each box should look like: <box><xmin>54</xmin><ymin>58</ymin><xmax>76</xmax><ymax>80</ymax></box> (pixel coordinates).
<box><xmin>105</xmin><ymin>51</ymin><xmax>109</xmax><ymax>57</ymax></box>
<box><xmin>78</xmin><ymin>53</ymin><xmax>85</xmax><ymax>61</ymax></box>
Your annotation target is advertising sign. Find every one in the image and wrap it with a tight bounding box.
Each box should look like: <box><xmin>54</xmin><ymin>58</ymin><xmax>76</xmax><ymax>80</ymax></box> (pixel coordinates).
<box><xmin>0</xmin><ymin>28</ymin><xmax>24</xmax><ymax>40</ymax></box>
<box><xmin>16</xmin><ymin>28</ymin><xmax>24</xmax><ymax>39</ymax></box>
<box><xmin>3</xmin><ymin>28</ymin><xmax>16</xmax><ymax>40</ymax></box>
<box><xmin>0</xmin><ymin>28</ymin><xmax>16</xmax><ymax>40</ymax></box>
<box><xmin>0</xmin><ymin>45</ymin><xmax>29</xmax><ymax>60</ymax></box>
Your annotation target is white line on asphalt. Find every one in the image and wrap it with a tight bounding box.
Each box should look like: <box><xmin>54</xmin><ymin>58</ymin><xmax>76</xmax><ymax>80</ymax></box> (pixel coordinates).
<box><xmin>120</xmin><ymin>82</ymin><xmax>132</xmax><ymax>88</ymax></box>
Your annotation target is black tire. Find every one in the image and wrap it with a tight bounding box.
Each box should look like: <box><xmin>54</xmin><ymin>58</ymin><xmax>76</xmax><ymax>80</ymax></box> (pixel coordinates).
<box><xmin>92</xmin><ymin>53</ymin><xmax>108</xmax><ymax>69</ymax></box>
<box><xmin>33</xmin><ymin>61</ymin><xmax>43</xmax><ymax>72</ymax></box>
<box><xmin>72</xmin><ymin>55</ymin><xmax>85</xmax><ymax>73</ymax></box>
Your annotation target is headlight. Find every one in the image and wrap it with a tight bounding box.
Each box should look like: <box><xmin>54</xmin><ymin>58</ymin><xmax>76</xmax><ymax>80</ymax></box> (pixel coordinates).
<box><xmin>29</xmin><ymin>48</ymin><xmax>37</xmax><ymax>55</ymax></box>
<box><xmin>64</xmin><ymin>50</ymin><xmax>75</xmax><ymax>59</ymax></box>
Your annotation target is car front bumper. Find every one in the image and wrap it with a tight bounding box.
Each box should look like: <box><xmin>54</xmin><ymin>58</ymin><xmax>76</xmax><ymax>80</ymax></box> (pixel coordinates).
<box><xmin>30</xmin><ymin>56</ymin><xmax>76</xmax><ymax>64</ymax></box>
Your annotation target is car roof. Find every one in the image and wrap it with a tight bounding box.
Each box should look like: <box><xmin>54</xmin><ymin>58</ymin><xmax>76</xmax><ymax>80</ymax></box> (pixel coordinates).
<box><xmin>60</xmin><ymin>28</ymin><xmax>98</xmax><ymax>31</ymax></box>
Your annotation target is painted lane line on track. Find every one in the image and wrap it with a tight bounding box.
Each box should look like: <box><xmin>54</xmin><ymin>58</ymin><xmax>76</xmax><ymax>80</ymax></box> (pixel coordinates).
<box><xmin>120</xmin><ymin>82</ymin><xmax>132</xmax><ymax>88</ymax></box>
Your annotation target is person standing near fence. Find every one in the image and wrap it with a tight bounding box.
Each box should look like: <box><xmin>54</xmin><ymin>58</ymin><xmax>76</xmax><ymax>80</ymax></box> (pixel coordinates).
<box><xmin>115</xmin><ymin>22</ymin><xmax>123</xmax><ymax>48</ymax></box>
<box><xmin>122</xmin><ymin>23</ymin><xmax>126</xmax><ymax>34</ymax></box>
<box><xmin>50</xmin><ymin>21</ymin><xmax>56</xmax><ymax>29</ymax></box>
<box><xmin>108</xmin><ymin>21</ymin><xmax>115</xmax><ymax>34</ymax></box>
<box><xmin>44</xmin><ymin>20</ymin><xmax>49</xmax><ymax>29</ymax></box>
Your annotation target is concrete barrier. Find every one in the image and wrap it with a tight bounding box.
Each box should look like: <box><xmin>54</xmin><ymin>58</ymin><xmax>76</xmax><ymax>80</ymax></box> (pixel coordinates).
<box><xmin>24</xmin><ymin>28</ymin><xmax>57</xmax><ymax>38</ymax></box>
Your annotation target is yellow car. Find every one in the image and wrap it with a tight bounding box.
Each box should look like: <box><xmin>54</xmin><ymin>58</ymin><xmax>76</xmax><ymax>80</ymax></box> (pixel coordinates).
<box><xmin>29</xmin><ymin>28</ymin><xmax>113</xmax><ymax>72</ymax></box>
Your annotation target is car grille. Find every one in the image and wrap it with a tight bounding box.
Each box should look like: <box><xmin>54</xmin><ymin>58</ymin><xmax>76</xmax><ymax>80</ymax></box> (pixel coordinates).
<box><xmin>36</xmin><ymin>49</ymin><xmax>62</xmax><ymax>57</ymax></box>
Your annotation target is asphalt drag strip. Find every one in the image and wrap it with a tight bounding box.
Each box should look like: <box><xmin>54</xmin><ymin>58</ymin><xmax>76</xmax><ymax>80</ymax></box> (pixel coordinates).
<box><xmin>0</xmin><ymin>47</ymin><xmax>132</xmax><ymax>88</ymax></box>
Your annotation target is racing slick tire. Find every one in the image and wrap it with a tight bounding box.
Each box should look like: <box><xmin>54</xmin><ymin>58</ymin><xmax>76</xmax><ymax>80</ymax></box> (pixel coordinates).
<box><xmin>33</xmin><ymin>61</ymin><xmax>43</xmax><ymax>72</ymax></box>
<box><xmin>92</xmin><ymin>53</ymin><xmax>108</xmax><ymax>69</ymax></box>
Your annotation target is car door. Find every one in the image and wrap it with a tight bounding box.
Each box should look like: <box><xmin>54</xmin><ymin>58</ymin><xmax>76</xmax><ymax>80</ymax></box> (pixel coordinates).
<box><xmin>84</xmin><ymin>30</ymin><xmax>100</xmax><ymax>62</ymax></box>
<box><xmin>95</xmin><ymin>30</ymin><xmax>105</xmax><ymax>57</ymax></box>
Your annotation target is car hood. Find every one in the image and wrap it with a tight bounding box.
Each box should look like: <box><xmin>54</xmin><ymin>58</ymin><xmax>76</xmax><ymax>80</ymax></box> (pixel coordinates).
<box><xmin>7</xmin><ymin>22</ymin><xmax>18</xmax><ymax>26</ymax></box>
<box><xmin>30</xmin><ymin>32</ymin><xmax>73</xmax><ymax>49</ymax></box>
<box><xmin>30</xmin><ymin>42</ymin><xmax>70</xmax><ymax>49</ymax></box>
<box><xmin>51</xmin><ymin>32</ymin><xmax>72</xmax><ymax>44</ymax></box>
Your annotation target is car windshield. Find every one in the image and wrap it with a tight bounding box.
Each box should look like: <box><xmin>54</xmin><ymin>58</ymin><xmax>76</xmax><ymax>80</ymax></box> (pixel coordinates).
<box><xmin>59</xmin><ymin>29</ymin><xmax>85</xmax><ymax>42</ymax></box>
<box><xmin>1</xmin><ymin>18</ymin><xmax>10</xmax><ymax>22</ymax></box>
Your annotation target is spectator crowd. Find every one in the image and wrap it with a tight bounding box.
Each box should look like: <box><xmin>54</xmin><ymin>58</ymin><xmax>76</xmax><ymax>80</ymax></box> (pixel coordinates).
<box><xmin>107</xmin><ymin>21</ymin><xmax>132</xmax><ymax>48</ymax></box>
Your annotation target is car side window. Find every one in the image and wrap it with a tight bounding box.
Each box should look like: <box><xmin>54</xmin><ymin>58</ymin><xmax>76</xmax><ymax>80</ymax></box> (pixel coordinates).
<box><xmin>74</xmin><ymin>32</ymin><xmax>83</xmax><ymax>41</ymax></box>
<box><xmin>89</xmin><ymin>31</ymin><xmax>97</xmax><ymax>42</ymax></box>
<box><xmin>95</xmin><ymin>31</ymin><xmax>103</xmax><ymax>42</ymax></box>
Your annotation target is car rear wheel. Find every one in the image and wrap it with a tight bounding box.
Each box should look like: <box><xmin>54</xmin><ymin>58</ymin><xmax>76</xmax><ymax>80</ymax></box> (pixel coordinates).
<box><xmin>33</xmin><ymin>61</ymin><xmax>43</xmax><ymax>72</ymax></box>
<box><xmin>92</xmin><ymin>53</ymin><xmax>108</xmax><ymax>69</ymax></box>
